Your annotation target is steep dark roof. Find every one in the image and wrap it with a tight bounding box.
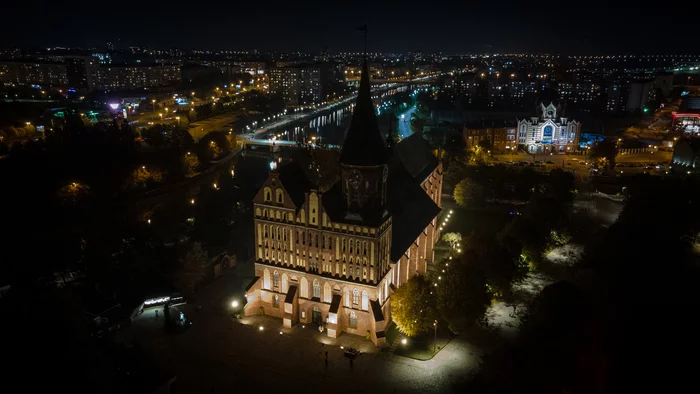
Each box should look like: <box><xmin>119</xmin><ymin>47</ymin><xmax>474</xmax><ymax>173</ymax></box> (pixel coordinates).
<box><xmin>339</xmin><ymin>59</ymin><xmax>386</xmax><ymax>166</ymax></box>
<box><xmin>284</xmin><ymin>285</ymin><xmax>297</xmax><ymax>303</ymax></box>
<box><xmin>387</xmin><ymin>134</ymin><xmax>441</xmax><ymax>262</ymax></box>
<box><xmin>329</xmin><ymin>294</ymin><xmax>342</xmax><ymax>314</ymax></box>
<box><xmin>370</xmin><ymin>299</ymin><xmax>384</xmax><ymax>322</ymax></box>
<box><xmin>391</xmin><ymin>132</ymin><xmax>439</xmax><ymax>183</ymax></box>
<box><xmin>278</xmin><ymin>161</ymin><xmax>312</xmax><ymax>208</ymax></box>
<box><xmin>387</xmin><ymin>160</ymin><xmax>441</xmax><ymax>262</ymax></box>
<box><xmin>321</xmin><ymin>132</ymin><xmax>441</xmax><ymax>260</ymax></box>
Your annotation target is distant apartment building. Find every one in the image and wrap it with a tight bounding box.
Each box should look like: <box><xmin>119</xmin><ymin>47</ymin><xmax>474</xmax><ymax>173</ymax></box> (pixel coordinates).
<box><xmin>300</xmin><ymin>65</ymin><xmax>326</xmax><ymax>105</ymax></box>
<box><xmin>0</xmin><ymin>61</ymin><xmax>69</xmax><ymax>86</ymax></box>
<box><xmin>463</xmin><ymin>120</ymin><xmax>517</xmax><ymax>153</ymax></box>
<box><xmin>269</xmin><ymin>67</ymin><xmax>301</xmax><ymax>106</ymax></box>
<box><xmin>517</xmin><ymin>102</ymin><xmax>581</xmax><ymax>153</ymax></box>
<box><xmin>0</xmin><ymin>56</ymin><xmax>99</xmax><ymax>90</ymax></box>
<box><xmin>0</xmin><ymin>56</ymin><xmax>178</xmax><ymax>92</ymax></box>
<box><xmin>93</xmin><ymin>64</ymin><xmax>181</xmax><ymax>92</ymax></box>
<box><xmin>270</xmin><ymin>63</ymin><xmax>332</xmax><ymax>106</ymax></box>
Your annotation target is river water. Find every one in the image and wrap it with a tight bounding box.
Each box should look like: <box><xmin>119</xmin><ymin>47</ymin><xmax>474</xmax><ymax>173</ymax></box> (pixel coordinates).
<box><xmin>257</xmin><ymin>86</ymin><xmax>410</xmax><ymax>146</ymax></box>
<box><xmin>131</xmin><ymin>86</ymin><xmax>418</xmax><ymax>256</ymax></box>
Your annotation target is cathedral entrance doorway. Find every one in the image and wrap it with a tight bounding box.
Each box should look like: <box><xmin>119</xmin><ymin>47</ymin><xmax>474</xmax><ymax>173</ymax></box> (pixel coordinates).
<box><xmin>312</xmin><ymin>305</ymin><xmax>322</xmax><ymax>325</ymax></box>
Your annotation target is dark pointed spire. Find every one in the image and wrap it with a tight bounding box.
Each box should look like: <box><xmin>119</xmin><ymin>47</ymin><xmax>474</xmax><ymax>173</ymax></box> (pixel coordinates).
<box><xmin>339</xmin><ymin>58</ymin><xmax>386</xmax><ymax>166</ymax></box>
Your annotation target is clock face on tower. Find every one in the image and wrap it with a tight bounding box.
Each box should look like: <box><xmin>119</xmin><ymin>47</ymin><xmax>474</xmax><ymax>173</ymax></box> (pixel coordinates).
<box><xmin>349</xmin><ymin>169</ymin><xmax>362</xmax><ymax>191</ymax></box>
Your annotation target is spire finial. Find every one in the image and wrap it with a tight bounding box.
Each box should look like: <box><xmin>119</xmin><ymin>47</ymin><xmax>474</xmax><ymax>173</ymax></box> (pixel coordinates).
<box><xmin>358</xmin><ymin>24</ymin><xmax>368</xmax><ymax>57</ymax></box>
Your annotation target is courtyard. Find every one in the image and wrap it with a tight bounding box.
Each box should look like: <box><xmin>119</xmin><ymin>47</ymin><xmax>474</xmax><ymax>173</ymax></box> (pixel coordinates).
<box><xmin>119</xmin><ymin>261</ymin><xmax>481</xmax><ymax>393</ymax></box>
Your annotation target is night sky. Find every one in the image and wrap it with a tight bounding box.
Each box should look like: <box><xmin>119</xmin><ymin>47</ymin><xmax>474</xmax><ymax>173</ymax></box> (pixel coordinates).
<box><xmin>2</xmin><ymin>0</ymin><xmax>694</xmax><ymax>54</ymax></box>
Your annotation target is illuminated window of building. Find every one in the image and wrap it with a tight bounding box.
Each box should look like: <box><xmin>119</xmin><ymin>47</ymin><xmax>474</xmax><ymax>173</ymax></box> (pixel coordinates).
<box><xmin>263</xmin><ymin>269</ymin><xmax>271</xmax><ymax>290</ymax></box>
<box><xmin>324</xmin><ymin>282</ymin><xmax>331</xmax><ymax>303</ymax></box>
<box><xmin>273</xmin><ymin>271</ymin><xmax>279</xmax><ymax>288</ymax></box>
<box><xmin>352</xmin><ymin>289</ymin><xmax>359</xmax><ymax>305</ymax></box>
<box><xmin>273</xmin><ymin>294</ymin><xmax>279</xmax><ymax>308</ymax></box>
<box><xmin>361</xmin><ymin>290</ymin><xmax>369</xmax><ymax>311</ymax></box>
<box><xmin>349</xmin><ymin>311</ymin><xmax>357</xmax><ymax>328</ymax></box>
<box><xmin>313</xmin><ymin>279</ymin><xmax>320</xmax><ymax>298</ymax></box>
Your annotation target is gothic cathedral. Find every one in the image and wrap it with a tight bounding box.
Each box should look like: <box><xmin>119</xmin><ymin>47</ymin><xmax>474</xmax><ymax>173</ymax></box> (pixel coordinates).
<box><xmin>243</xmin><ymin>59</ymin><xmax>443</xmax><ymax>346</ymax></box>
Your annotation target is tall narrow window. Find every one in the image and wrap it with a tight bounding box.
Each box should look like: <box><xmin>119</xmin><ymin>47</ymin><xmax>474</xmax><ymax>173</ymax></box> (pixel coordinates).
<box><xmin>273</xmin><ymin>271</ymin><xmax>279</xmax><ymax>288</ymax></box>
<box><xmin>352</xmin><ymin>289</ymin><xmax>359</xmax><ymax>305</ymax></box>
<box><xmin>313</xmin><ymin>280</ymin><xmax>321</xmax><ymax>298</ymax></box>
<box><xmin>349</xmin><ymin>311</ymin><xmax>357</xmax><ymax>328</ymax></box>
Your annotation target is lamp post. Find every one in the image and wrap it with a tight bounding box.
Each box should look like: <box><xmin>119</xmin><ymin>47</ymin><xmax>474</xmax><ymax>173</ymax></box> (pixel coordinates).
<box><xmin>433</xmin><ymin>320</ymin><xmax>438</xmax><ymax>354</ymax></box>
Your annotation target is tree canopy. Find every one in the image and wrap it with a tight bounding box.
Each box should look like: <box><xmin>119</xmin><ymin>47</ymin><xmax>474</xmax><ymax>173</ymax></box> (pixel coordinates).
<box><xmin>391</xmin><ymin>275</ymin><xmax>437</xmax><ymax>337</ymax></box>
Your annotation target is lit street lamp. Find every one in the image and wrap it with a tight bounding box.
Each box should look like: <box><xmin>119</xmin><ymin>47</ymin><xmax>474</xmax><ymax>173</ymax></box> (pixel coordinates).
<box><xmin>433</xmin><ymin>320</ymin><xmax>438</xmax><ymax>353</ymax></box>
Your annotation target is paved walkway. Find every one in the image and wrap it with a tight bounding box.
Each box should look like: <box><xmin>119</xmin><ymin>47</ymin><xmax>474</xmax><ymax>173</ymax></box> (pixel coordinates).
<box><xmin>119</xmin><ymin>262</ymin><xmax>481</xmax><ymax>393</ymax></box>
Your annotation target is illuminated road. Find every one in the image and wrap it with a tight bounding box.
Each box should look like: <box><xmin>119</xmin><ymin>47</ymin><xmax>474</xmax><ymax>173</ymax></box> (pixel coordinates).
<box><xmin>397</xmin><ymin>106</ymin><xmax>416</xmax><ymax>139</ymax></box>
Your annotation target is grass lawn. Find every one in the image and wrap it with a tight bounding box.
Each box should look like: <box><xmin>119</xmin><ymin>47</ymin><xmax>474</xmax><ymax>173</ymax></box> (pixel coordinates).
<box><xmin>393</xmin><ymin>320</ymin><xmax>456</xmax><ymax>361</ymax></box>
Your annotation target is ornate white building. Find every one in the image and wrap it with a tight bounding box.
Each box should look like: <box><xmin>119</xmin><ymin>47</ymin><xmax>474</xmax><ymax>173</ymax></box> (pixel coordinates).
<box><xmin>517</xmin><ymin>103</ymin><xmax>581</xmax><ymax>153</ymax></box>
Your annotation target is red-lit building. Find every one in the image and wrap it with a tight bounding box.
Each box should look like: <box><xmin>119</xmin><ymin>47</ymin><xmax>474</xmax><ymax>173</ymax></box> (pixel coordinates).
<box><xmin>673</xmin><ymin>96</ymin><xmax>700</xmax><ymax>134</ymax></box>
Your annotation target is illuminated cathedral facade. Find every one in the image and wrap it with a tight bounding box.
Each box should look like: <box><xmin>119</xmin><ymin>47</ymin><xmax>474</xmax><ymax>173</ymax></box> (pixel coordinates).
<box><xmin>243</xmin><ymin>60</ymin><xmax>442</xmax><ymax>346</ymax></box>
<box><xmin>517</xmin><ymin>102</ymin><xmax>581</xmax><ymax>153</ymax></box>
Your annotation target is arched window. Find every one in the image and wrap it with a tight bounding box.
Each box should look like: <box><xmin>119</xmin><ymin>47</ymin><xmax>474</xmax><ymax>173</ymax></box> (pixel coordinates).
<box><xmin>313</xmin><ymin>280</ymin><xmax>321</xmax><ymax>298</ymax></box>
<box><xmin>264</xmin><ymin>187</ymin><xmax>271</xmax><ymax>202</ymax></box>
<box><xmin>300</xmin><ymin>277</ymin><xmax>308</xmax><ymax>298</ymax></box>
<box><xmin>273</xmin><ymin>271</ymin><xmax>279</xmax><ymax>288</ymax></box>
<box><xmin>276</xmin><ymin>189</ymin><xmax>284</xmax><ymax>203</ymax></box>
<box><xmin>356</xmin><ymin>268</ymin><xmax>360</xmax><ymax>277</ymax></box>
<box><xmin>288</xmin><ymin>213</ymin><xmax>294</xmax><ymax>221</ymax></box>
<box><xmin>342</xmin><ymin>239</ymin><xmax>346</xmax><ymax>252</ymax></box>
<box><xmin>352</xmin><ymin>289</ymin><xmax>359</xmax><ymax>305</ymax></box>
<box><xmin>363</xmin><ymin>242</ymin><xmax>367</xmax><ymax>255</ymax></box>
<box><xmin>263</xmin><ymin>269</ymin><xmax>271</xmax><ymax>290</ymax></box>
<box><xmin>344</xmin><ymin>288</ymin><xmax>350</xmax><ymax>307</ymax></box>
<box><xmin>361</xmin><ymin>290</ymin><xmax>369</xmax><ymax>311</ymax></box>
<box><xmin>349</xmin><ymin>311</ymin><xmax>357</xmax><ymax>328</ymax></box>
<box><xmin>282</xmin><ymin>273</ymin><xmax>289</xmax><ymax>293</ymax></box>
<box><xmin>263</xmin><ymin>225</ymin><xmax>268</xmax><ymax>238</ymax></box>
<box><xmin>323</xmin><ymin>282</ymin><xmax>331</xmax><ymax>303</ymax></box>
<box><xmin>273</xmin><ymin>294</ymin><xmax>279</xmax><ymax>308</ymax></box>
<box><xmin>349</xmin><ymin>240</ymin><xmax>354</xmax><ymax>253</ymax></box>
